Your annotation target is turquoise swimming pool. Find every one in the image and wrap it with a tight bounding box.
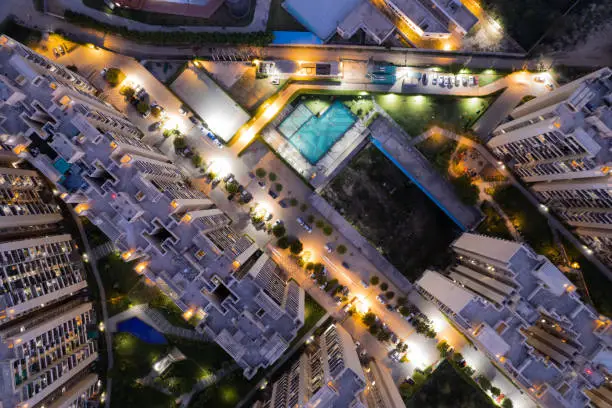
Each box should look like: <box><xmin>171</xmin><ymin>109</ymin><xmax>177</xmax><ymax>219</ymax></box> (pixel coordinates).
<box><xmin>279</xmin><ymin>101</ymin><xmax>356</xmax><ymax>164</ymax></box>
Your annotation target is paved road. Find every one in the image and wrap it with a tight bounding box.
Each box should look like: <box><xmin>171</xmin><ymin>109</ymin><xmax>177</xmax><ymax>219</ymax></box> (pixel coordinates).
<box><xmin>68</xmin><ymin>207</ymin><xmax>113</xmax><ymax>408</ymax></box>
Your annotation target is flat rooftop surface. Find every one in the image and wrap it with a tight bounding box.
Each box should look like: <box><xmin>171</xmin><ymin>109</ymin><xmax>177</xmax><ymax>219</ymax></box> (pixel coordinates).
<box><xmin>283</xmin><ymin>0</ymin><xmax>361</xmax><ymax>40</ymax></box>
<box><xmin>170</xmin><ymin>65</ymin><xmax>250</xmax><ymax>142</ymax></box>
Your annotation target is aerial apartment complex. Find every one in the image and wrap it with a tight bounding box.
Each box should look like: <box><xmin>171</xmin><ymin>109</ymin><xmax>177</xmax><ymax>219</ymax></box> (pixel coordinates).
<box><xmin>0</xmin><ymin>35</ymin><xmax>305</xmax><ymax>380</ymax></box>
<box><xmin>0</xmin><ymin>161</ymin><xmax>99</xmax><ymax>406</ymax></box>
<box><xmin>252</xmin><ymin>324</ymin><xmax>367</xmax><ymax>408</ymax></box>
<box><xmin>488</xmin><ymin>68</ymin><xmax>612</xmax><ymax>266</ymax></box>
<box><xmin>416</xmin><ymin>233</ymin><xmax>612</xmax><ymax>408</ymax></box>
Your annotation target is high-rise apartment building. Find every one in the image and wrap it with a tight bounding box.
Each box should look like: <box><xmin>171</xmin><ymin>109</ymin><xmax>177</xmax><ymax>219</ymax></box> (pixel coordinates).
<box><xmin>488</xmin><ymin>68</ymin><xmax>612</xmax><ymax>264</ymax></box>
<box><xmin>0</xmin><ymin>166</ymin><xmax>63</xmax><ymax>238</ymax></box>
<box><xmin>416</xmin><ymin>233</ymin><xmax>612</xmax><ymax>408</ymax></box>
<box><xmin>0</xmin><ymin>35</ymin><xmax>304</xmax><ymax>379</ymax></box>
<box><xmin>252</xmin><ymin>324</ymin><xmax>367</xmax><ymax>408</ymax></box>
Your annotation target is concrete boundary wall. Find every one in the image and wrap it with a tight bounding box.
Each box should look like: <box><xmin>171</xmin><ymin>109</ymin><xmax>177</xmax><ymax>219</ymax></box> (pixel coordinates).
<box><xmin>308</xmin><ymin>194</ymin><xmax>413</xmax><ymax>293</ymax></box>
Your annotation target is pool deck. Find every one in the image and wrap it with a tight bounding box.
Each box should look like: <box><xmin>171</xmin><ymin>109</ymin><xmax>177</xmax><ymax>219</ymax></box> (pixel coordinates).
<box><xmin>369</xmin><ymin>115</ymin><xmax>482</xmax><ymax>230</ymax></box>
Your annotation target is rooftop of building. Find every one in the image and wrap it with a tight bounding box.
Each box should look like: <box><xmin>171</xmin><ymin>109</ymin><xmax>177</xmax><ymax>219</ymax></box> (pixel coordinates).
<box><xmin>282</xmin><ymin>0</ymin><xmax>362</xmax><ymax>40</ymax></box>
<box><xmin>386</xmin><ymin>0</ymin><xmax>448</xmax><ymax>35</ymax></box>
<box><xmin>337</xmin><ymin>0</ymin><xmax>395</xmax><ymax>42</ymax></box>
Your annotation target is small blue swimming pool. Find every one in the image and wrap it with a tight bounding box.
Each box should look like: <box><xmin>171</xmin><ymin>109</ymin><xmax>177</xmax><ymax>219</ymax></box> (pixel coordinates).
<box><xmin>116</xmin><ymin>317</ymin><xmax>167</xmax><ymax>344</ymax></box>
<box><xmin>280</xmin><ymin>101</ymin><xmax>356</xmax><ymax>164</ymax></box>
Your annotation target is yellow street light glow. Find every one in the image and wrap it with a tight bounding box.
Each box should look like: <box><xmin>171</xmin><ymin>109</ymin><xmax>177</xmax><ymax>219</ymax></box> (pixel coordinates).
<box><xmin>356</xmin><ymin>296</ymin><xmax>370</xmax><ymax>314</ymax></box>
<box><xmin>208</xmin><ymin>158</ymin><xmax>231</xmax><ymax>178</ymax></box>
<box><xmin>430</xmin><ymin>317</ymin><xmax>445</xmax><ymax>333</ymax></box>
<box><xmin>134</xmin><ymin>261</ymin><xmax>148</xmax><ymax>274</ymax></box>
<box><xmin>162</xmin><ymin>115</ymin><xmax>182</xmax><ymax>132</ymax></box>
<box><xmin>443</xmin><ymin>43</ymin><xmax>452</xmax><ymax>51</ymax></box>
<box><xmin>263</xmin><ymin>102</ymin><xmax>281</xmax><ymax>120</ymax></box>
<box><xmin>414</xmin><ymin>95</ymin><xmax>425</xmax><ymax>104</ymax></box>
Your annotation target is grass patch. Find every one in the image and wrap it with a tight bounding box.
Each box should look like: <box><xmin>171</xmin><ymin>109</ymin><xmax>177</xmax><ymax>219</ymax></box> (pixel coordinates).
<box><xmin>404</xmin><ymin>361</ymin><xmax>496</xmax><ymax>407</ymax></box>
<box><xmin>267</xmin><ymin>0</ymin><xmax>308</xmax><ymax>31</ymax></box>
<box><xmin>98</xmin><ymin>254</ymin><xmax>192</xmax><ymax>329</ymax></box>
<box><xmin>0</xmin><ymin>17</ymin><xmax>41</xmax><ymax>47</ymax></box>
<box><xmin>291</xmin><ymin>294</ymin><xmax>326</xmax><ymax>347</ymax></box>
<box><xmin>303</xmin><ymin>97</ymin><xmax>331</xmax><ymax>115</ymax></box>
<box><xmin>189</xmin><ymin>370</ymin><xmax>254</xmax><ymax>408</ymax></box>
<box><xmin>477</xmin><ymin>202</ymin><xmax>513</xmax><ymax>240</ymax></box>
<box><xmin>322</xmin><ymin>145</ymin><xmax>460</xmax><ymax>281</ymax></box>
<box><xmin>376</xmin><ymin>94</ymin><xmax>498</xmax><ymax>137</ymax></box>
<box><xmin>492</xmin><ymin>185</ymin><xmax>562</xmax><ymax>263</ymax></box>
<box><xmin>300</xmin><ymin>94</ymin><xmax>375</xmax><ymax>119</ymax></box>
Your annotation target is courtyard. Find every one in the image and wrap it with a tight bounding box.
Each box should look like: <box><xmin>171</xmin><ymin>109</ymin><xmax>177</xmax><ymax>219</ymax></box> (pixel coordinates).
<box><xmin>321</xmin><ymin>145</ymin><xmax>460</xmax><ymax>281</ymax></box>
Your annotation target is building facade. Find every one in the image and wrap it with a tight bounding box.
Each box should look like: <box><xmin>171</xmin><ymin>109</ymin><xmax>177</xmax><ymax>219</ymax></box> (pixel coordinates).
<box><xmin>252</xmin><ymin>324</ymin><xmax>367</xmax><ymax>408</ymax></box>
<box><xmin>416</xmin><ymin>233</ymin><xmax>612</xmax><ymax>408</ymax></box>
<box><xmin>0</xmin><ymin>35</ymin><xmax>304</xmax><ymax>380</ymax></box>
<box><xmin>488</xmin><ymin>68</ymin><xmax>612</xmax><ymax>265</ymax></box>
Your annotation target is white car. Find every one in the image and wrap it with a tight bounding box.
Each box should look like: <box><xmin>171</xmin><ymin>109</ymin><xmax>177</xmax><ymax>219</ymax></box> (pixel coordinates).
<box><xmin>296</xmin><ymin>217</ymin><xmax>305</xmax><ymax>226</ymax></box>
<box><xmin>360</xmin><ymin>280</ymin><xmax>369</xmax><ymax>288</ymax></box>
<box><xmin>324</xmin><ymin>243</ymin><xmax>334</xmax><ymax>253</ymax></box>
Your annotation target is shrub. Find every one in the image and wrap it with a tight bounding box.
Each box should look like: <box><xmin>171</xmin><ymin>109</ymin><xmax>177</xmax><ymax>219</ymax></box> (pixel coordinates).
<box><xmin>315</xmin><ymin>220</ymin><xmax>325</xmax><ymax>228</ymax></box>
<box><xmin>396</xmin><ymin>296</ymin><xmax>407</xmax><ymax>305</ymax></box>
<box><xmin>305</xmin><ymin>262</ymin><xmax>315</xmax><ymax>271</ymax></box>
<box><xmin>362</xmin><ymin>312</ymin><xmax>377</xmax><ymax>326</ymax></box>
<box><xmin>120</xmin><ymin>86</ymin><xmax>135</xmax><ymax>98</ymax></box>
<box><xmin>289</xmin><ymin>198</ymin><xmax>298</xmax><ymax>207</ymax></box>
<box><xmin>226</xmin><ymin>181</ymin><xmax>239</xmax><ymax>194</ymax></box>
<box><xmin>380</xmin><ymin>282</ymin><xmax>389</xmax><ymax>291</ymax></box>
<box><xmin>502</xmin><ymin>399</ymin><xmax>513</xmax><ymax>408</ymax></box>
<box><xmin>369</xmin><ymin>276</ymin><xmax>380</xmax><ymax>285</ymax></box>
<box><xmin>277</xmin><ymin>237</ymin><xmax>290</xmax><ymax>249</ymax></box>
<box><xmin>173</xmin><ymin>137</ymin><xmax>186</xmax><ymax>149</ymax></box>
<box><xmin>307</xmin><ymin>215</ymin><xmax>315</xmax><ymax>224</ymax></box>
<box><xmin>275</xmin><ymin>183</ymin><xmax>283</xmax><ymax>192</ymax></box>
<box><xmin>323</xmin><ymin>225</ymin><xmax>333</xmax><ymax>236</ymax></box>
<box><xmin>490</xmin><ymin>387</ymin><xmax>501</xmax><ymax>397</ymax></box>
<box><xmin>368</xmin><ymin>325</ymin><xmax>380</xmax><ymax>335</ymax></box>
<box><xmin>268</xmin><ymin>172</ymin><xmax>277</xmax><ymax>181</ymax></box>
<box><xmin>385</xmin><ymin>291</ymin><xmax>395</xmax><ymax>300</ymax></box>
<box><xmin>290</xmin><ymin>240</ymin><xmax>303</xmax><ymax>255</ymax></box>
<box><xmin>313</xmin><ymin>263</ymin><xmax>324</xmax><ymax>274</ymax></box>
<box><xmin>136</xmin><ymin>101</ymin><xmax>149</xmax><ymax>114</ymax></box>
<box><xmin>151</xmin><ymin>105</ymin><xmax>162</xmax><ymax>118</ymax></box>
<box><xmin>191</xmin><ymin>154</ymin><xmax>202</xmax><ymax>167</ymax></box>
<box><xmin>272</xmin><ymin>224</ymin><xmax>286</xmax><ymax>238</ymax></box>
<box><xmin>476</xmin><ymin>375</ymin><xmax>491</xmax><ymax>391</ymax></box>
<box><xmin>255</xmin><ymin>168</ymin><xmax>266</xmax><ymax>178</ymax></box>
<box><xmin>300</xmin><ymin>204</ymin><xmax>308</xmax><ymax>212</ymax></box>
<box><xmin>337</xmin><ymin>245</ymin><xmax>347</xmax><ymax>255</ymax></box>
<box><xmin>377</xmin><ymin>330</ymin><xmax>391</xmax><ymax>342</ymax></box>
<box><xmin>399</xmin><ymin>306</ymin><xmax>410</xmax><ymax>316</ymax></box>
<box><xmin>105</xmin><ymin>67</ymin><xmax>125</xmax><ymax>87</ymax></box>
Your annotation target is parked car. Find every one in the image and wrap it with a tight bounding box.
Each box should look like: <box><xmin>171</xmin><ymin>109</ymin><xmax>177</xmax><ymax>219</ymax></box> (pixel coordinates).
<box><xmin>274</xmin><ymin>219</ymin><xmax>283</xmax><ymax>227</ymax></box>
<box><xmin>297</xmin><ymin>217</ymin><xmax>305</xmax><ymax>226</ymax></box>
<box><xmin>376</xmin><ymin>295</ymin><xmax>387</xmax><ymax>305</ymax></box>
<box><xmin>432</xmin><ymin>73</ymin><xmax>438</xmax><ymax>85</ymax></box>
<box><xmin>324</xmin><ymin>243</ymin><xmax>334</xmax><ymax>253</ymax></box>
<box><xmin>462</xmin><ymin>76</ymin><xmax>468</xmax><ymax>87</ymax></box>
<box><xmin>341</xmin><ymin>261</ymin><xmax>350</xmax><ymax>269</ymax></box>
<box><xmin>360</xmin><ymin>280</ymin><xmax>369</xmax><ymax>288</ymax></box>
<box><xmin>178</xmin><ymin>106</ymin><xmax>188</xmax><ymax>115</ymax></box>
<box><xmin>421</xmin><ymin>73</ymin><xmax>427</xmax><ymax>85</ymax></box>
<box><xmin>151</xmin><ymin>121</ymin><xmax>162</xmax><ymax>130</ymax></box>
<box><xmin>468</xmin><ymin>76</ymin><xmax>475</xmax><ymax>86</ymax></box>
<box><xmin>303</xmin><ymin>223</ymin><xmax>313</xmax><ymax>233</ymax></box>
<box><xmin>268</xmin><ymin>189</ymin><xmax>279</xmax><ymax>199</ymax></box>
<box><xmin>455</xmin><ymin>76</ymin><xmax>460</xmax><ymax>87</ymax></box>
<box><xmin>389</xmin><ymin>350</ymin><xmax>401</xmax><ymax>362</ymax></box>
<box><xmin>257</xmin><ymin>180</ymin><xmax>266</xmax><ymax>189</ymax></box>
<box><xmin>100</xmin><ymin>67</ymin><xmax>108</xmax><ymax>77</ymax></box>
<box><xmin>189</xmin><ymin>116</ymin><xmax>200</xmax><ymax>125</ymax></box>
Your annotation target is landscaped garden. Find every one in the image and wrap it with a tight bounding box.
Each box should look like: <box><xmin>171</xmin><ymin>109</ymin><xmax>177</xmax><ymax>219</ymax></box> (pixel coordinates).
<box><xmin>300</xmin><ymin>94</ymin><xmax>375</xmax><ymax>119</ymax></box>
<box><xmin>375</xmin><ymin>94</ymin><xmax>498</xmax><ymax>136</ymax></box>
<box><xmin>322</xmin><ymin>145</ymin><xmax>460</xmax><ymax>281</ymax></box>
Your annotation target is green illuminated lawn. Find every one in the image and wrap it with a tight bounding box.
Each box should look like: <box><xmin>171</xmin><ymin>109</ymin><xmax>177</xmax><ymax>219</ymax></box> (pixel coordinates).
<box><xmin>375</xmin><ymin>94</ymin><xmax>499</xmax><ymax>137</ymax></box>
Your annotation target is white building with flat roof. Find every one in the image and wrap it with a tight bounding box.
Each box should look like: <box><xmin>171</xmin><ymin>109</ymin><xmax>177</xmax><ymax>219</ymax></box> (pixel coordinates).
<box><xmin>0</xmin><ymin>35</ymin><xmax>304</xmax><ymax>380</ymax></box>
<box><xmin>416</xmin><ymin>233</ymin><xmax>612</xmax><ymax>408</ymax></box>
<box><xmin>488</xmin><ymin>68</ymin><xmax>612</xmax><ymax>266</ymax></box>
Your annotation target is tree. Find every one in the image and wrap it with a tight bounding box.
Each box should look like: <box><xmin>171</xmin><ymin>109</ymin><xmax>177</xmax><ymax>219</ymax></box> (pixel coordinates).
<box><xmin>452</xmin><ymin>352</ymin><xmax>464</xmax><ymax>364</ymax></box>
<box><xmin>396</xmin><ymin>296</ymin><xmax>407</xmax><ymax>305</ymax></box>
<box><xmin>226</xmin><ymin>181</ymin><xmax>239</xmax><ymax>194</ymax></box>
<box><xmin>290</xmin><ymin>239</ymin><xmax>303</xmax><ymax>255</ymax></box>
<box><xmin>370</xmin><ymin>276</ymin><xmax>380</xmax><ymax>285</ymax></box>
<box><xmin>289</xmin><ymin>198</ymin><xmax>298</xmax><ymax>207</ymax></box>
<box><xmin>305</xmin><ymin>262</ymin><xmax>315</xmax><ymax>271</ymax></box>
<box><xmin>268</xmin><ymin>172</ymin><xmax>277</xmax><ymax>181</ymax></box>
<box><xmin>277</xmin><ymin>236</ymin><xmax>290</xmax><ymax>249</ymax></box>
<box><xmin>300</xmin><ymin>204</ymin><xmax>308</xmax><ymax>212</ymax></box>
<box><xmin>151</xmin><ymin>105</ymin><xmax>162</xmax><ymax>118</ymax></box>
<box><xmin>105</xmin><ymin>67</ymin><xmax>125</xmax><ymax>87</ymax></box>
<box><xmin>380</xmin><ymin>282</ymin><xmax>389</xmax><ymax>291</ymax></box>
<box><xmin>136</xmin><ymin>101</ymin><xmax>149</xmax><ymax>114</ymax></box>
<box><xmin>315</xmin><ymin>220</ymin><xmax>325</xmax><ymax>228</ymax></box>
<box><xmin>120</xmin><ymin>86</ymin><xmax>135</xmax><ymax>98</ymax></box>
<box><xmin>191</xmin><ymin>154</ymin><xmax>202</xmax><ymax>167</ymax></box>
<box><xmin>490</xmin><ymin>387</ymin><xmax>501</xmax><ymax>397</ymax></box>
<box><xmin>173</xmin><ymin>137</ymin><xmax>186</xmax><ymax>149</ymax></box>
<box><xmin>328</xmin><ymin>278</ymin><xmax>339</xmax><ymax>289</ymax></box>
<box><xmin>368</xmin><ymin>325</ymin><xmax>380</xmax><ymax>336</ymax></box>
<box><xmin>272</xmin><ymin>224</ymin><xmax>286</xmax><ymax>238</ymax></box>
<box><xmin>451</xmin><ymin>174</ymin><xmax>479</xmax><ymax>206</ymax></box>
<box><xmin>437</xmin><ymin>340</ymin><xmax>450</xmax><ymax>357</ymax></box>
<box><xmin>399</xmin><ymin>306</ymin><xmax>411</xmax><ymax>317</ymax></box>
<box><xmin>255</xmin><ymin>168</ymin><xmax>266</xmax><ymax>178</ymax></box>
<box><xmin>323</xmin><ymin>225</ymin><xmax>333</xmax><ymax>236</ymax></box>
<box><xmin>476</xmin><ymin>375</ymin><xmax>491</xmax><ymax>391</ymax></box>
<box><xmin>464</xmin><ymin>366</ymin><xmax>475</xmax><ymax>376</ymax></box>
<box><xmin>337</xmin><ymin>245</ymin><xmax>347</xmax><ymax>255</ymax></box>
<box><xmin>377</xmin><ymin>330</ymin><xmax>391</xmax><ymax>342</ymax></box>
<box><xmin>385</xmin><ymin>291</ymin><xmax>395</xmax><ymax>300</ymax></box>
<box><xmin>502</xmin><ymin>399</ymin><xmax>513</xmax><ymax>408</ymax></box>
<box><xmin>313</xmin><ymin>263</ymin><xmax>324</xmax><ymax>274</ymax></box>
<box><xmin>307</xmin><ymin>214</ymin><xmax>315</xmax><ymax>224</ymax></box>
<box><xmin>362</xmin><ymin>312</ymin><xmax>377</xmax><ymax>326</ymax></box>
<box><xmin>275</xmin><ymin>183</ymin><xmax>283</xmax><ymax>192</ymax></box>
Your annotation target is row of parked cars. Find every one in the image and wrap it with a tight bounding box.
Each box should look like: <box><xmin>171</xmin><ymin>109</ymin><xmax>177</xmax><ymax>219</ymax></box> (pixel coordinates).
<box><xmin>424</xmin><ymin>72</ymin><xmax>478</xmax><ymax>88</ymax></box>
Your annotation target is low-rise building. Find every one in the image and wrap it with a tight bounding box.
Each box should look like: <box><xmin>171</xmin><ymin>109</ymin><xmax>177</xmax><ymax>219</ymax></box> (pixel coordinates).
<box><xmin>256</xmin><ymin>60</ymin><xmax>342</xmax><ymax>80</ymax></box>
<box><xmin>416</xmin><ymin>233</ymin><xmax>612</xmax><ymax>408</ymax></box>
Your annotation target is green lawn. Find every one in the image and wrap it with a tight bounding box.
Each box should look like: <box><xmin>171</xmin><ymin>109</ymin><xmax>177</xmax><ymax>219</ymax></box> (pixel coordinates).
<box><xmin>189</xmin><ymin>370</ymin><xmax>254</xmax><ymax>408</ymax></box>
<box><xmin>98</xmin><ymin>254</ymin><xmax>192</xmax><ymax>329</ymax></box>
<box><xmin>492</xmin><ymin>185</ymin><xmax>562</xmax><ymax>263</ymax></box>
<box><xmin>291</xmin><ymin>293</ymin><xmax>326</xmax><ymax>347</ymax></box>
<box><xmin>416</xmin><ymin>136</ymin><xmax>457</xmax><ymax>174</ymax></box>
<box><xmin>375</xmin><ymin>94</ymin><xmax>497</xmax><ymax>137</ymax></box>
<box><xmin>266</xmin><ymin>0</ymin><xmax>307</xmax><ymax>31</ymax></box>
<box><xmin>404</xmin><ymin>361</ymin><xmax>496</xmax><ymax>408</ymax></box>
<box><xmin>477</xmin><ymin>202</ymin><xmax>513</xmax><ymax>240</ymax></box>
<box><xmin>301</xmin><ymin>94</ymin><xmax>375</xmax><ymax>119</ymax></box>
<box><xmin>303</xmin><ymin>98</ymin><xmax>331</xmax><ymax>115</ymax></box>
<box><xmin>82</xmin><ymin>0</ymin><xmax>255</xmax><ymax>27</ymax></box>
